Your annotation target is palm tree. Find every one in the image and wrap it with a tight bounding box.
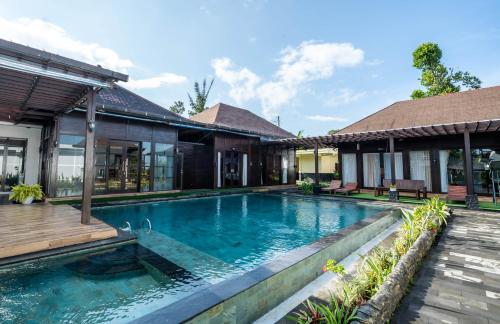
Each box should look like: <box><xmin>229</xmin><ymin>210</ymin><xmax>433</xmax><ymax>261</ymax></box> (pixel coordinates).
<box><xmin>188</xmin><ymin>78</ymin><xmax>215</xmax><ymax>116</ymax></box>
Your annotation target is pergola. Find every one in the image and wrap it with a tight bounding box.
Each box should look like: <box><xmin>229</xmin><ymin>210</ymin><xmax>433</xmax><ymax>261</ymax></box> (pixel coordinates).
<box><xmin>275</xmin><ymin>119</ymin><xmax>500</xmax><ymax>208</ymax></box>
<box><xmin>0</xmin><ymin>39</ymin><xmax>128</xmax><ymax>223</ymax></box>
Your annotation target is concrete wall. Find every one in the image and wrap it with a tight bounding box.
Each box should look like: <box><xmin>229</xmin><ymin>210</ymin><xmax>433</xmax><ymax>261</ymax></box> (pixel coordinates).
<box><xmin>0</xmin><ymin>124</ymin><xmax>42</xmax><ymax>186</ymax></box>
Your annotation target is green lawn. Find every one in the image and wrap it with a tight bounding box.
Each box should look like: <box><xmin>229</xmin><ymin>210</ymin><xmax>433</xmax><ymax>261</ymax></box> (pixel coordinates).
<box><xmin>331</xmin><ymin>192</ymin><xmax>500</xmax><ymax>212</ymax></box>
<box><xmin>49</xmin><ymin>187</ymin><xmax>258</xmax><ymax>205</ymax></box>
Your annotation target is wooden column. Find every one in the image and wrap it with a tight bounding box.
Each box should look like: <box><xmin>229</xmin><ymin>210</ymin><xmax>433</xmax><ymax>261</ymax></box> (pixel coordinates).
<box><xmin>314</xmin><ymin>142</ymin><xmax>319</xmax><ymax>186</ymax></box>
<box><xmin>389</xmin><ymin>136</ymin><xmax>396</xmax><ymax>185</ymax></box>
<box><xmin>463</xmin><ymin>128</ymin><xmax>474</xmax><ymax>195</ymax></box>
<box><xmin>81</xmin><ymin>88</ymin><xmax>97</xmax><ymax>224</ymax></box>
<box><xmin>463</xmin><ymin>127</ymin><xmax>479</xmax><ymax>209</ymax></box>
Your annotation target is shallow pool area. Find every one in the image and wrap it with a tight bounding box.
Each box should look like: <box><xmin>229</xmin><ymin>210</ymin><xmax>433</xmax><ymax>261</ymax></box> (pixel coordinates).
<box><xmin>0</xmin><ymin>193</ymin><xmax>386</xmax><ymax>323</ymax></box>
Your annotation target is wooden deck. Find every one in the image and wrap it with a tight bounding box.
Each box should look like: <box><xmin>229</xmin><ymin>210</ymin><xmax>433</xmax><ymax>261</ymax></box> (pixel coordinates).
<box><xmin>0</xmin><ymin>203</ymin><xmax>117</xmax><ymax>259</ymax></box>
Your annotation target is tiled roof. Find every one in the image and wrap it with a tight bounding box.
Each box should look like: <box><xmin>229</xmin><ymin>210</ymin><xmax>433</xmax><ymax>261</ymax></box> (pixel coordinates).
<box><xmin>338</xmin><ymin>86</ymin><xmax>500</xmax><ymax>134</ymax></box>
<box><xmin>96</xmin><ymin>85</ymin><xmax>186</xmax><ymax>121</ymax></box>
<box><xmin>189</xmin><ymin>103</ymin><xmax>295</xmax><ymax>138</ymax></box>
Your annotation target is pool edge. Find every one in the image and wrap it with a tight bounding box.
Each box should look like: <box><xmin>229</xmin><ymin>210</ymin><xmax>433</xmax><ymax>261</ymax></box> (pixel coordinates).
<box><xmin>133</xmin><ymin>206</ymin><xmax>401</xmax><ymax>324</ymax></box>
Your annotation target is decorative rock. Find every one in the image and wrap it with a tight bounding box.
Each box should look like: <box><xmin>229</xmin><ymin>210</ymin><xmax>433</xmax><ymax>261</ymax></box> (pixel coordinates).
<box><xmin>352</xmin><ymin>228</ymin><xmax>438</xmax><ymax>324</ymax></box>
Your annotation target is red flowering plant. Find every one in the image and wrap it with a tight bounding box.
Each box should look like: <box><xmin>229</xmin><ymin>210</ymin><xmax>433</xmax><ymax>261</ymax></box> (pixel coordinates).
<box><xmin>322</xmin><ymin>259</ymin><xmax>345</xmax><ymax>276</ymax></box>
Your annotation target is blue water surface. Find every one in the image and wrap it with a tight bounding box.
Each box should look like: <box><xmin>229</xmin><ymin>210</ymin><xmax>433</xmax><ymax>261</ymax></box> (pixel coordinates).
<box><xmin>0</xmin><ymin>193</ymin><xmax>384</xmax><ymax>323</ymax></box>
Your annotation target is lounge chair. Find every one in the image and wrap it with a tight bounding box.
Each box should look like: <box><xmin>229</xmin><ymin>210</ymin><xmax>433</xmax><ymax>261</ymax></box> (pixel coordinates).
<box><xmin>446</xmin><ymin>185</ymin><xmax>467</xmax><ymax>202</ymax></box>
<box><xmin>321</xmin><ymin>180</ymin><xmax>342</xmax><ymax>194</ymax></box>
<box><xmin>336</xmin><ymin>182</ymin><xmax>360</xmax><ymax>195</ymax></box>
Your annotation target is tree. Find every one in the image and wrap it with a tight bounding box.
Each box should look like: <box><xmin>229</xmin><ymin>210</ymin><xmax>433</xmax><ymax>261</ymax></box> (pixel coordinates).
<box><xmin>411</xmin><ymin>42</ymin><xmax>481</xmax><ymax>99</ymax></box>
<box><xmin>188</xmin><ymin>78</ymin><xmax>215</xmax><ymax>116</ymax></box>
<box><xmin>296</xmin><ymin>130</ymin><xmax>304</xmax><ymax>138</ymax></box>
<box><xmin>328</xmin><ymin>129</ymin><xmax>340</xmax><ymax>135</ymax></box>
<box><xmin>168</xmin><ymin>101</ymin><xmax>185</xmax><ymax>115</ymax></box>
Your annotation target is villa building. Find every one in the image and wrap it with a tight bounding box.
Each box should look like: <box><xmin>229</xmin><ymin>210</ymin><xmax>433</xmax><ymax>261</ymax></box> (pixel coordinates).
<box><xmin>0</xmin><ymin>39</ymin><xmax>296</xmax><ymax>203</ymax></box>
<box><xmin>280</xmin><ymin>86</ymin><xmax>500</xmax><ymax>208</ymax></box>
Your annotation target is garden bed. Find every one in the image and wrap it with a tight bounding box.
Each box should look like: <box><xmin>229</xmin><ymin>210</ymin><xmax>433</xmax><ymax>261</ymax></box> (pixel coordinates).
<box><xmin>291</xmin><ymin>197</ymin><xmax>450</xmax><ymax>324</ymax></box>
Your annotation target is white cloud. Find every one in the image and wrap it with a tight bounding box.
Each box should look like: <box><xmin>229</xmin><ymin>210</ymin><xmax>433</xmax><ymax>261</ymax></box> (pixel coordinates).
<box><xmin>366</xmin><ymin>58</ymin><xmax>384</xmax><ymax>66</ymax></box>
<box><xmin>306</xmin><ymin>115</ymin><xmax>347</xmax><ymax>122</ymax></box>
<box><xmin>212</xmin><ymin>41</ymin><xmax>364</xmax><ymax>119</ymax></box>
<box><xmin>323</xmin><ymin>88</ymin><xmax>366</xmax><ymax>107</ymax></box>
<box><xmin>0</xmin><ymin>17</ymin><xmax>133</xmax><ymax>72</ymax></box>
<box><xmin>124</xmin><ymin>73</ymin><xmax>188</xmax><ymax>90</ymax></box>
<box><xmin>211</xmin><ymin>57</ymin><xmax>260</xmax><ymax>103</ymax></box>
<box><xmin>0</xmin><ymin>16</ymin><xmax>187</xmax><ymax>88</ymax></box>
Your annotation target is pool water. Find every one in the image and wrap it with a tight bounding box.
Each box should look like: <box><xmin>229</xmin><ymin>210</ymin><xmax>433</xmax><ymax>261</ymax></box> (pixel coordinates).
<box><xmin>0</xmin><ymin>193</ymin><xmax>384</xmax><ymax>323</ymax></box>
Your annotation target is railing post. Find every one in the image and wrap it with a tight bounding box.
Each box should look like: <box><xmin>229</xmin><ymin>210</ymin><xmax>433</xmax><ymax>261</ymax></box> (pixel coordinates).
<box><xmin>81</xmin><ymin>88</ymin><xmax>97</xmax><ymax>224</ymax></box>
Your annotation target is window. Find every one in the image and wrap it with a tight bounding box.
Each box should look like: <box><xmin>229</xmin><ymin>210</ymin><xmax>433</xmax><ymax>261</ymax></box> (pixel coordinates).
<box><xmin>363</xmin><ymin>153</ymin><xmax>381</xmax><ymax>187</ymax></box>
<box><xmin>383</xmin><ymin>152</ymin><xmax>403</xmax><ymax>180</ymax></box>
<box><xmin>281</xmin><ymin>154</ymin><xmax>288</xmax><ymax>184</ymax></box>
<box><xmin>342</xmin><ymin>153</ymin><xmax>357</xmax><ymax>184</ymax></box>
<box><xmin>94</xmin><ymin>140</ymin><xmax>107</xmax><ymax>194</ymax></box>
<box><xmin>141</xmin><ymin>142</ymin><xmax>151</xmax><ymax>192</ymax></box>
<box><xmin>217</xmin><ymin>151</ymin><xmax>222</xmax><ymax>188</ymax></box>
<box><xmin>410</xmin><ymin>151</ymin><xmax>432</xmax><ymax>191</ymax></box>
<box><xmin>472</xmin><ymin>148</ymin><xmax>499</xmax><ymax>195</ymax></box>
<box><xmin>439</xmin><ymin>149</ymin><xmax>464</xmax><ymax>192</ymax></box>
<box><xmin>56</xmin><ymin>135</ymin><xmax>85</xmax><ymax>197</ymax></box>
<box><xmin>154</xmin><ymin>143</ymin><xmax>174</xmax><ymax>191</ymax></box>
<box><xmin>243</xmin><ymin>153</ymin><xmax>248</xmax><ymax>186</ymax></box>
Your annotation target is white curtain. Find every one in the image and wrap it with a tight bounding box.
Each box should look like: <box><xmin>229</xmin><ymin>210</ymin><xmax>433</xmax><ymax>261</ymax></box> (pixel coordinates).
<box><xmin>281</xmin><ymin>154</ymin><xmax>288</xmax><ymax>184</ymax></box>
<box><xmin>342</xmin><ymin>153</ymin><xmax>357</xmax><ymax>184</ymax></box>
<box><xmin>242</xmin><ymin>153</ymin><xmax>248</xmax><ymax>186</ymax></box>
<box><xmin>217</xmin><ymin>152</ymin><xmax>222</xmax><ymax>188</ymax></box>
<box><xmin>439</xmin><ymin>150</ymin><xmax>449</xmax><ymax>192</ymax></box>
<box><xmin>410</xmin><ymin>151</ymin><xmax>432</xmax><ymax>191</ymax></box>
<box><xmin>363</xmin><ymin>153</ymin><xmax>381</xmax><ymax>187</ymax></box>
<box><xmin>383</xmin><ymin>152</ymin><xmax>403</xmax><ymax>180</ymax></box>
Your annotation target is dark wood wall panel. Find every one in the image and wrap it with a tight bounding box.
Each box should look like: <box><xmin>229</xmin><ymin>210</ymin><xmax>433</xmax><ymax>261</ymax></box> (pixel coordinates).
<box><xmin>178</xmin><ymin>141</ymin><xmax>213</xmax><ymax>189</ymax></box>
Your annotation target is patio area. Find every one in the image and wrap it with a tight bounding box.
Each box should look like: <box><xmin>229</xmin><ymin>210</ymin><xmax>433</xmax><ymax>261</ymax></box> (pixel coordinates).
<box><xmin>0</xmin><ymin>204</ymin><xmax>117</xmax><ymax>259</ymax></box>
<box><xmin>393</xmin><ymin>209</ymin><xmax>500</xmax><ymax>323</ymax></box>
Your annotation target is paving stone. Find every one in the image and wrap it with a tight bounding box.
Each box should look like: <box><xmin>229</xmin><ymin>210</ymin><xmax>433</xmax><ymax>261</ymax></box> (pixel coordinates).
<box><xmin>393</xmin><ymin>211</ymin><xmax>500</xmax><ymax>323</ymax></box>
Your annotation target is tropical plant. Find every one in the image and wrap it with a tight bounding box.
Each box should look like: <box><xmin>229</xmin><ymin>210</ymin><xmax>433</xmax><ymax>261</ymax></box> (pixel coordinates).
<box><xmin>9</xmin><ymin>184</ymin><xmax>44</xmax><ymax>203</ymax></box>
<box><xmin>298</xmin><ymin>198</ymin><xmax>451</xmax><ymax>323</ymax></box>
<box><xmin>298</xmin><ymin>180</ymin><xmax>314</xmax><ymax>195</ymax></box>
<box><xmin>297</xmin><ymin>130</ymin><xmax>305</xmax><ymax>138</ymax></box>
<box><xmin>317</xmin><ymin>294</ymin><xmax>358</xmax><ymax>324</ymax></box>
<box><xmin>168</xmin><ymin>100</ymin><xmax>186</xmax><ymax>115</ymax></box>
<box><xmin>292</xmin><ymin>299</ymin><xmax>324</xmax><ymax>324</ymax></box>
<box><xmin>188</xmin><ymin>78</ymin><xmax>215</xmax><ymax>116</ymax></box>
<box><xmin>411</xmin><ymin>42</ymin><xmax>481</xmax><ymax>99</ymax></box>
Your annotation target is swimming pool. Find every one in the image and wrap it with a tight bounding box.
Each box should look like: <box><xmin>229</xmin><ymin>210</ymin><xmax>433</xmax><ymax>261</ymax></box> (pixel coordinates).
<box><xmin>0</xmin><ymin>193</ymin><xmax>386</xmax><ymax>323</ymax></box>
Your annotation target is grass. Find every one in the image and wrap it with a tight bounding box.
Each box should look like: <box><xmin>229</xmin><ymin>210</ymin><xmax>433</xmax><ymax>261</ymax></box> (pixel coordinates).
<box><xmin>49</xmin><ymin>187</ymin><xmax>259</xmax><ymax>205</ymax></box>
<box><xmin>328</xmin><ymin>192</ymin><xmax>500</xmax><ymax>211</ymax></box>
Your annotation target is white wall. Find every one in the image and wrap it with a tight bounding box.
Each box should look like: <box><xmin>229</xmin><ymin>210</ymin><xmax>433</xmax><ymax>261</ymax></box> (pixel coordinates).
<box><xmin>0</xmin><ymin>124</ymin><xmax>42</xmax><ymax>185</ymax></box>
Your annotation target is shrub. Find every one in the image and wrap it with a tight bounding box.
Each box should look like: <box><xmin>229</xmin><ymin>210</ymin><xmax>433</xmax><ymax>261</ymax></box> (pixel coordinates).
<box><xmin>293</xmin><ymin>198</ymin><xmax>450</xmax><ymax>323</ymax></box>
<box><xmin>298</xmin><ymin>179</ymin><xmax>314</xmax><ymax>195</ymax></box>
<box><xmin>9</xmin><ymin>184</ymin><xmax>44</xmax><ymax>203</ymax></box>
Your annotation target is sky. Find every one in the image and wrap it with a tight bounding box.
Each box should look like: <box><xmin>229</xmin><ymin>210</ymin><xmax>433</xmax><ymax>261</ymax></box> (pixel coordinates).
<box><xmin>0</xmin><ymin>0</ymin><xmax>499</xmax><ymax>136</ymax></box>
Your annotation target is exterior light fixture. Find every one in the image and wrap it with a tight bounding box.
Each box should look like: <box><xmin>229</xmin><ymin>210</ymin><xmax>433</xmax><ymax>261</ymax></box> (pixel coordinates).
<box><xmin>88</xmin><ymin>120</ymin><xmax>96</xmax><ymax>132</ymax></box>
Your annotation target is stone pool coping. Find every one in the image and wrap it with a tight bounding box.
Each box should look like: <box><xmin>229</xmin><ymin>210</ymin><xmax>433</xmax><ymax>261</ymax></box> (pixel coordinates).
<box><xmin>133</xmin><ymin>200</ymin><xmax>401</xmax><ymax>324</ymax></box>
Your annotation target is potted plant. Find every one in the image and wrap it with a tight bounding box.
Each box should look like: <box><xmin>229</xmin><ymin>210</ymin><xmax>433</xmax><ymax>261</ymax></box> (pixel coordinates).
<box><xmin>9</xmin><ymin>184</ymin><xmax>44</xmax><ymax>205</ymax></box>
<box><xmin>389</xmin><ymin>183</ymin><xmax>398</xmax><ymax>202</ymax></box>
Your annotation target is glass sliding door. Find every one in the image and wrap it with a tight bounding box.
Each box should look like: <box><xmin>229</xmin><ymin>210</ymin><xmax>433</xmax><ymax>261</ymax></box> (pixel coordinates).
<box><xmin>342</xmin><ymin>153</ymin><xmax>357</xmax><ymax>184</ymax></box>
<box><xmin>107</xmin><ymin>142</ymin><xmax>124</xmax><ymax>192</ymax></box>
<box><xmin>94</xmin><ymin>140</ymin><xmax>107</xmax><ymax>194</ymax></box>
<box><xmin>383</xmin><ymin>152</ymin><xmax>403</xmax><ymax>180</ymax></box>
<box><xmin>124</xmin><ymin>142</ymin><xmax>139</xmax><ymax>191</ymax></box>
<box><xmin>0</xmin><ymin>139</ymin><xmax>27</xmax><ymax>191</ymax></box>
<box><xmin>439</xmin><ymin>149</ymin><xmax>464</xmax><ymax>193</ymax></box>
<box><xmin>154</xmin><ymin>143</ymin><xmax>174</xmax><ymax>191</ymax></box>
<box><xmin>362</xmin><ymin>153</ymin><xmax>381</xmax><ymax>187</ymax></box>
<box><xmin>56</xmin><ymin>135</ymin><xmax>85</xmax><ymax>197</ymax></box>
<box><xmin>140</xmin><ymin>142</ymin><xmax>151</xmax><ymax>192</ymax></box>
<box><xmin>410</xmin><ymin>150</ymin><xmax>432</xmax><ymax>191</ymax></box>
